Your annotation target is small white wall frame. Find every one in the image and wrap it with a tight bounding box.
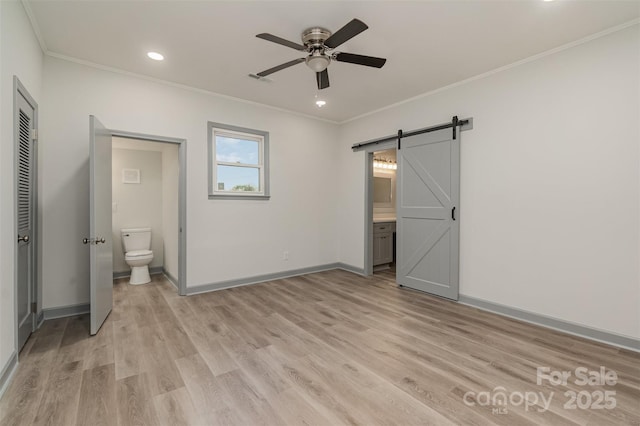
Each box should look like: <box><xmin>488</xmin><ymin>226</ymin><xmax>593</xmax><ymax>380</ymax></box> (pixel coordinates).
<box><xmin>122</xmin><ymin>168</ymin><xmax>140</xmax><ymax>184</ymax></box>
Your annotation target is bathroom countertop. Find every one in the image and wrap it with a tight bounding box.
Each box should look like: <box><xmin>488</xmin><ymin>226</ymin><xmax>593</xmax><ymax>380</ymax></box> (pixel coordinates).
<box><xmin>373</xmin><ymin>217</ymin><xmax>396</xmax><ymax>223</ymax></box>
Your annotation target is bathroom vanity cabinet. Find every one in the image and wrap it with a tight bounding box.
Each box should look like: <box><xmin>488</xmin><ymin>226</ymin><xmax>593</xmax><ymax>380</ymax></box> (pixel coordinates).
<box><xmin>373</xmin><ymin>221</ymin><xmax>395</xmax><ymax>267</ymax></box>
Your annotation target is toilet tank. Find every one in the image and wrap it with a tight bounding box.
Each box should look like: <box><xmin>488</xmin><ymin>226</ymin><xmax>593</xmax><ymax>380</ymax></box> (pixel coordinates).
<box><xmin>121</xmin><ymin>228</ymin><xmax>151</xmax><ymax>252</ymax></box>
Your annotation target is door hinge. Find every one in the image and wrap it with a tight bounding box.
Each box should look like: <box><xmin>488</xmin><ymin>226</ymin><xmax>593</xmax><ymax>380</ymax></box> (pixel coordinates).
<box><xmin>31</xmin><ymin>129</ymin><xmax>38</xmax><ymax>140</ymax></box>
<box><xmin>31</xmin><ymin>302</ymin><xmax>37</xmax><ymax>313</ymax></box>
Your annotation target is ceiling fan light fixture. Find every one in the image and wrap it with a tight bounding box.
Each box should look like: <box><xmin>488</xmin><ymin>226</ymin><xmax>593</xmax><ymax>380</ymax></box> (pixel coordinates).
<box><xmin>147</xmin><ymin>51</ymin><xmax>164</xmax><ymax>61</ymax></box>
<box><xmin>306</xmin><ymin>53</ymin><xmax>330</xmax><ymax>72</ymax></box>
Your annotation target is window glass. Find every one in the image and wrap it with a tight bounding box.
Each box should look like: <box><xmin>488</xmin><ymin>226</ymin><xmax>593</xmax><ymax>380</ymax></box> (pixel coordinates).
<box><xmin>215</xmin><ymin>135</ymin><xmax>259</xmax><ymax>165</ymax></box>
<box><xmin>216</xmin><ymin>165</ymin><xmax>260</xmax><ymax>192</ymax></box>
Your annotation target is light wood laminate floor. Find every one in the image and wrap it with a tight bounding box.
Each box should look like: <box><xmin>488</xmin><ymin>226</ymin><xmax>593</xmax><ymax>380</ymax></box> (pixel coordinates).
<box><xmin>1</xmin><ymin>270</ymin><xmax>638</xmax><ymax>425</ymax></box>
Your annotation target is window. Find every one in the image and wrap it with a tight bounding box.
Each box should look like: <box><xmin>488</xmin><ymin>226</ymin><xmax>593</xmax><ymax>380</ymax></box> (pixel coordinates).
<box><xmin>208</xmin><ymin>122</ymin><xmax>270</xmax><ymax>199</ymax></box>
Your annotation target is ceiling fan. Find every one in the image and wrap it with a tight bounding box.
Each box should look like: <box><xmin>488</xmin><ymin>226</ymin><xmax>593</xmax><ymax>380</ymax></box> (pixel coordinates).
<box><xmin>255</xmin><ymin>18</ymin><xmax>386</xmax><ymax>90</ymax></box>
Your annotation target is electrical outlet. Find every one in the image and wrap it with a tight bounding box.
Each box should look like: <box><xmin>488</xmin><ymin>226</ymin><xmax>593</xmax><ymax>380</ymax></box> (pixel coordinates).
<box><xmin>283</xmin><ymin>251</ymin><xmax>289</xmax><ymax>261</ymax></box>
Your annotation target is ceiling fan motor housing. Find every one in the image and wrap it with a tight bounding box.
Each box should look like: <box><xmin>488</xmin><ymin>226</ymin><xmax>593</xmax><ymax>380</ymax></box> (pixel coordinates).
<box><xmin>301</xmin><ymin>27</ymin><xmax>332</xmax><ymax>48</ymax></box>
<box><xmin>302</xmin><ymin>27</ymin><xmax>332</xmax><ymax>72</ymax></box>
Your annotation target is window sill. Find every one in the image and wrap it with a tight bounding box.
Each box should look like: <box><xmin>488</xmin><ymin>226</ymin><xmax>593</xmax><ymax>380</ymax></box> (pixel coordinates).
<box><xmin>208</xmin><ymin>194</ymin><xmax>271</xmax><ymax>201</ymax></box>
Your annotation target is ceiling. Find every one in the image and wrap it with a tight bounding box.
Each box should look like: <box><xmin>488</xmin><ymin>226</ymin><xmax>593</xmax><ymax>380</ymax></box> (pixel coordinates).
<box><xmin>24</xmin><ymin>1</ymin><xmax>639</xmax><ymax>122</ymax></box>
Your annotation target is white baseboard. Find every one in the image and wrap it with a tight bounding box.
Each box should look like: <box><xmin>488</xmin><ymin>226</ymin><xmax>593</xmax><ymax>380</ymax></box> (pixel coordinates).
<box><xmin>459</xmin><ymin>295</ymin><xmax>639</xmax><ymax>352</ymax></box>
<box><xmin>186</xmin><ymin>263</ymin><xmax>364</xmax><ymax>295</ymax></box>
<box><xmin>0</xmin><ymin>351</ymin><xmax>18</xmax><ymax>400</ymax></box>
<box><xmin>42</xmin><ymin>303</ymin><xmax>90</xmax><ymax>320</ymax></box>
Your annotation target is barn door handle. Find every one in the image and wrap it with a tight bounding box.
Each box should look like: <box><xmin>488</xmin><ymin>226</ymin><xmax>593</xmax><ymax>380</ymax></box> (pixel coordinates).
<box><xmin>451</xmin><ymin>207</ymin><xmax>456</xmax><ymax>221</ymax></box>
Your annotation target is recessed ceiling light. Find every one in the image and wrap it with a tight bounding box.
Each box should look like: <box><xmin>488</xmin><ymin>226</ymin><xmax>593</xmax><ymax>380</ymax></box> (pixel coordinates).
<box><xmin>147</xmin><ymin>51</ymin><xmax>164</xmax><ymax>61</ymax></box>
<box><xmin>315</xmin><ymin>100</ymin><xmax>326</xmax><ymax>108</ymax></box>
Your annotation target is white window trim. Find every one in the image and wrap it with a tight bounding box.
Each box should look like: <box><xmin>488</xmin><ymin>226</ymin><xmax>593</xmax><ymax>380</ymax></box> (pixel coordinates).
<box><xmin>208</xmin><ymin>122</ymin><xmax>270</xmax><ymax>200</ymax></box>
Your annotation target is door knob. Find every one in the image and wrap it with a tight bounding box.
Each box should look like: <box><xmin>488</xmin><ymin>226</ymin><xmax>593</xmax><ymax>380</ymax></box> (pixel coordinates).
<box><xmin>83</xmin><ymin>237</ymin><xmax>106</xmax><ymax>245</ymax></box>
<box><xmin>17</xmin><ymin>235</ymin><xmax>29</xmax><ymax>243</ymax></box>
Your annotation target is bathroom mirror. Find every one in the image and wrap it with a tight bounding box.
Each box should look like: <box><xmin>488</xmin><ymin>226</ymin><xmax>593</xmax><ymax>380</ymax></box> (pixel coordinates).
<box><xmin>374</xmin><ymin>176</ymin><xmax>393</xmax><ymax>205</ymax></box>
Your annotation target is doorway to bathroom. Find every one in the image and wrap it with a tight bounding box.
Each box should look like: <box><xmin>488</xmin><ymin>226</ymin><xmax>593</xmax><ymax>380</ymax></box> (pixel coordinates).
<box><xmin>88</xmin><ymin>116</ymin><xmax>187</xmax><ymax>334</ymax></box>
<box><xmin>111</xmin><ymin>136</ymin><xmax>182</xmax><ymax>292</ymax></box>
<box><xmin>371</xmin><ymin>148</ymin><xmax>397</xmax><ymax>281</ymax></box>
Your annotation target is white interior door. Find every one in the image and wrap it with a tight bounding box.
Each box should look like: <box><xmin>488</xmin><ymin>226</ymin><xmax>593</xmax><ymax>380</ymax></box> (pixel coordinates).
<box><xmin>88</xmin><ymin>115</ymin><xmax>113</xmax><ymax>335</ymax></box>
<box><xmin>396</xmin><ymin>127</ymin><xmax>460</xmax><ymax>300</ymax></box>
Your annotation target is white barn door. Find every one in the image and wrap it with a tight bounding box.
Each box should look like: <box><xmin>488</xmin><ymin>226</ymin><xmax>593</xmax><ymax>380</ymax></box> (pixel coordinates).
<box><xmin>396</xmin><ymin>127</ymin><xmax>460</xmax><ymax>300</ymax></box>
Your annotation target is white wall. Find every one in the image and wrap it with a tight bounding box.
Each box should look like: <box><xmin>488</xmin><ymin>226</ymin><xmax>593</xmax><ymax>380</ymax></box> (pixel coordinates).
<box><xmin>338</xmin><ymin>25</ymin><xmax>640</xmax><ymax>339</ymax></box>
<box><xmin>162</xmin><ymin>143</ymin><xmax>179</xmax><ymax>279</ymax></box>
<box><xmin>0</xmin><ymin>0</ymin><xmax>43</xmax><ymax>373</ymax></box>
<box><xmin>40</xmin><ymin>56</ymin><xmax>339</xmax><ymax>308</ymax></box>
<box><xmin>111</xmin><ymin>147</ymin><xmax>164</xmax><ymax>273</ymax></box>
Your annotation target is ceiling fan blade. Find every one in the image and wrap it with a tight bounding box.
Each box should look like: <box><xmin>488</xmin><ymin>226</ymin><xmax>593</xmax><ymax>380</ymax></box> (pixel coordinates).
<box><xmin>316</xmin><ymin>69</ymin><xmax>330</xmax><ymax>90</ymax></box>
<box><xmin>324</xmin><ymin>19</ymin><xmax>368</xmax><ymax>49</ymax></box>
<box><xmin>256</xmin><ymin>33</ymin><xmax>306</xmax><ymax>51</ymax></box>
<box><xmin>335</xmin><ymin>52</ymin><xmax>386</xmax><ymax>68</ymax></box>
<box><xmin>257</xmin><ymin>58</ymin><xmax>305</xmax><ymax>77</ymax></box>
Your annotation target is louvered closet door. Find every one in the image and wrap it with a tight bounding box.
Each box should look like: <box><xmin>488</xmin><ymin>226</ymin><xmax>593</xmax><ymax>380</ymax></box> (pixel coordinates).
<box><xmin>17</xmin><ymin>92</ymin><xmax>35</xmax><ymax>351</ymax></box>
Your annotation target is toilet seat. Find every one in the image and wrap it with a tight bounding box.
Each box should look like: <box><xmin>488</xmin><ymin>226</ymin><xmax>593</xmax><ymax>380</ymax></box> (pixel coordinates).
<box><xmin>125</xmin><ymin>249</ymin><xmax>153</xmax><ymax>259</ymax></box>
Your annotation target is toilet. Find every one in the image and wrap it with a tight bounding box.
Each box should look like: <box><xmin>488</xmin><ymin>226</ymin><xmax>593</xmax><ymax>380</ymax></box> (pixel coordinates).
<box><xmin>121</xmin><ymin>227</ymin><xmax>154</xmax><ymax>285</ymax></box>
